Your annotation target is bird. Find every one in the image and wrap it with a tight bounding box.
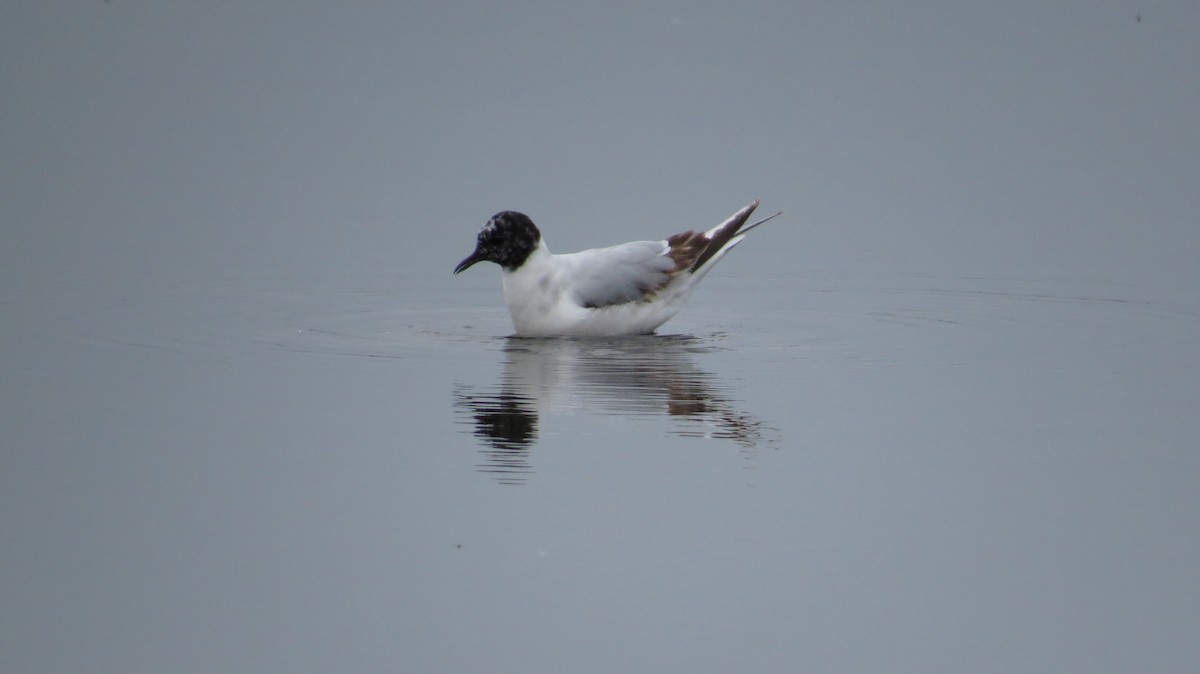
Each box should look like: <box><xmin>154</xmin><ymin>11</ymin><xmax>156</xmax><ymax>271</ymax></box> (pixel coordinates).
<box><xmin>453</xmin><ymin>199</ymin><xmax>779</xmax><ymax>337</ymax></box>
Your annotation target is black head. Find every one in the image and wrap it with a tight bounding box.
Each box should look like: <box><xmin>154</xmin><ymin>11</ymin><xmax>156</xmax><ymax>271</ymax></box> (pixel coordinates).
<box><xmin>453</xmin><ymin>211</ymin><xmax>541</xmax><ymax>274</ymax></box>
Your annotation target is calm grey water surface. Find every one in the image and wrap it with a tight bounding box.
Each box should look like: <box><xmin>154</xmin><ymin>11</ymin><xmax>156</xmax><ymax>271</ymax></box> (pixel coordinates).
<box><xmin>3</xmin><ymin>266</ymin><xmax>1197</xmax><ymax>672</ymax></box>
<box><xmin>5</xmin><ymin>2</ymin><xmax>1200</xmax><ymax>671</ymax></box>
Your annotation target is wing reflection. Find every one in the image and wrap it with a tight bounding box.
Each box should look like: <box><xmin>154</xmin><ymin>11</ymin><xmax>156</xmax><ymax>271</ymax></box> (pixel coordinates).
<box><xmin>454</xmin><ymin>335</ymin><xmax>768</xmax><ymax>482</ymax></box>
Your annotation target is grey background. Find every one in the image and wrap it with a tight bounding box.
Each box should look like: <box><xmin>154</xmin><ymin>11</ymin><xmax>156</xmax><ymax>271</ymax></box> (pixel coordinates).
<box><xmin>3</xmin><ymin>2</ymin><xmax>1198</xmax><ymax>673</ymax></box>
<box><xmin>5</xmin><ymin>1</ymin><xmax>1196</xmax><ymax>285</ymax></box>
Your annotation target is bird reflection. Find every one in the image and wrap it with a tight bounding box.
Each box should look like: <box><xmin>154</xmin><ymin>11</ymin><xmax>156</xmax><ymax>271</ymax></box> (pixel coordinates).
<box><xmin>455</xmin><ymin>390</ymin><xmax>538</xmax><ymax>485</ymax></box>
<box><xmin>454</xmin><ymin>335</ymin><xmax>768</xmax><ymax>482</ymax></box>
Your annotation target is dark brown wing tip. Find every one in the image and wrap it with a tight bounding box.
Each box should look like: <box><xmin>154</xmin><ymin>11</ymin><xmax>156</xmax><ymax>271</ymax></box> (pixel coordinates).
<box><xmin>688</xmin><ymin>200</ymin><xmax>760</xmax><ymax>273</ymax></box>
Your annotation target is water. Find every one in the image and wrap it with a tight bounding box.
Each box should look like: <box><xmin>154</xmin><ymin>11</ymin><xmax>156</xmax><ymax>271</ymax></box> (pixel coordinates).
<box><xmin>3</xmin><ymin>265</ymin><xmax>1197</xmax><ymax>672</ymax></box>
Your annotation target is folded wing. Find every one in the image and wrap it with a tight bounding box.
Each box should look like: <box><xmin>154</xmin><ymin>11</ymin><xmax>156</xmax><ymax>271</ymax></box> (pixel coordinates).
<box><xmin>562</xmin><ymin>200</ymin><xmax>769</xmax><ymax>311</ymax></box>
<box><xmin>564</xmin><ymin>240</ymin><xmax>675</xmax><ymax>308</ymax></box>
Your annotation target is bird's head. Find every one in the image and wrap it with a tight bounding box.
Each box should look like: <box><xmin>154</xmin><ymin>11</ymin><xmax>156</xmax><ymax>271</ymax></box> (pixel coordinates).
<box><xmin>454</xmin><ymin>211</ymin><xmax>541</xmax><ymax>273</ymax></box>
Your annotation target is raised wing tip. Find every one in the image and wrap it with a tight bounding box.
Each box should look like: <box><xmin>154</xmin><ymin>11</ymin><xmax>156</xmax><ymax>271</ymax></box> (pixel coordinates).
<box><xmin>737</xmin><ymin>199</ymin><xmax>760</xmax><ymax>218</ymax></box>
<box><xmin>741</xmin><ymin>210</ymin><xmax>782</xmax><ymax>234</ymax></box>
<box><xmin>688</xmin><ymin>201</ymin><xmax>762</xmax><ymax>273</ymax></box>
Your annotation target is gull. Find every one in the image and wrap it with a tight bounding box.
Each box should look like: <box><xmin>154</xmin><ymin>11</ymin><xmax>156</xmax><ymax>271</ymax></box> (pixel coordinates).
<box><xmin>453</xmin><ymin>199</ymin><xmax>779</xmax><ymax>337</ymax></box>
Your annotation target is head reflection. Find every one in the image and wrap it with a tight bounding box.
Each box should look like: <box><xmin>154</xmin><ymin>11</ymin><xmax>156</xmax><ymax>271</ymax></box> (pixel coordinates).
<box><xmin>453</xmin><ymin>388</ymin><xmax>537</xmax><ymax>484</ymax></box>
<box><xmin>455</xmin><ymin>335</ymin><xmax>767</xmax><ymax>483</ymax></box>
